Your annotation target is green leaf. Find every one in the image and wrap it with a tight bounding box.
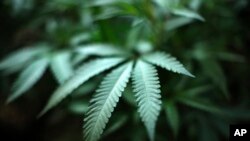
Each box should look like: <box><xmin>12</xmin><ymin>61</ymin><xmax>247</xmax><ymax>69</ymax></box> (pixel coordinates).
<box><xmin>68</xmin><ymin>100</ymin><xmax>89</xmax><ymax>114</ymax></box>
<box><xmin>201</xmin><ymin>60</ymin><xmax>229</xmax><ymax>98</ymax></box>
<box><xmin>39</xmin><ymin>57</ymin><xmax>125</xmax><ymax>116</ymax></box>
<box><xmin>177</xmin><ymin>96</ymin><xmax>221</xmax><ymax>115</ymax></box>
<box><xmin>165</xmin><ymin>101</ymin><xmax>179</xmax><ymax>136</ymax></box>
<box><xmin>87</xmin><ymin>0</ymin><xmax>119</xmax><ymax>7</ymax></box>
<box><xmin>172</xmin><ymin>8</ymin><xmax>205</xmax><ymax>21</ymax></box>
<box><xmin>7</xmin><ymin>57</ymin><xmax>49</xmax><ymax>103</ymax></box>
<box><xmin>72</xmin><ymin>54</ymin><xmax>88</xmax><ymax>66</ymax></box>
<box><xmin>75</xmin><ymin>44</ymin><xmax>125</xmax><ymax>56</ymax></box>
<box><xmin>166</xmin><ymin>17</ymin><xmax>193</xmax><ymax>31</ymax></box>
<box><xmin>143</xmin><ymin>52</ymin><xmax>194</xmax><ymax>77</ymax></box>
<box><xmin>216</xmin><ymin>52</ymin><xmax>245</xmax><ymax>62</ymax></box>
<box><xmin>103</xmin><ymin>114</ymin><xmax>128</xmax><ymax>137</ymax></box>
<box><xmin>70</xmin><ymin>33</ymin><xmax>91</xmax><ymax>46</ymax></box>
<box><xmin>132</xmin><ymin>60</ymin><xmax>161</xmax><ymax>141</ymax></box>
<box><xmin>123</xmin><ymin>85</ymin><xmax>136</xmax><ymax>106</ymax></box>
<box><xmin>83</xmin><ymin>62</ymin><xmax>133</xmax><ymax>141</ymax></box>
<box><xmin>180</xmin><ymin>85</ymin><xmax>213</xmax><ymax>97</ymax></box>
<box><xmin>0</xmin><ymin>46</ymin><xmax>49</xmax><ymax>71</ymax></box>
<box><xmin>50</xmin><ymin>51</ymin><xmax>73</xmax><ymax>84</ymax></box>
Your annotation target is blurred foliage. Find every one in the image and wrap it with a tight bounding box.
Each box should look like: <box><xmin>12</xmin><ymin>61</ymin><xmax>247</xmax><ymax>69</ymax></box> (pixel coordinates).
<box><xmin>0</xmin><ymin>0</ymin><xmax>250</xmax><ymax>141</ymax></box>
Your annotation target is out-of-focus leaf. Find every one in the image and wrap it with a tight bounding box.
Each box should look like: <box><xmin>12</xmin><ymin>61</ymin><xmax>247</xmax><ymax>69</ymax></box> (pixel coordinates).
<box><xmin>95</xmin><ymin>7</ymin><xmax>123</xmax><ymax>20</ymax></box>
<box><xmin>75</xmin><ymin>44</ymin><xmax>125</xmax><ymax>56</ymax></box>
<box><xmin>201</xmin><ymin>60</ymin><xmax>229</xmax><ymax>98</ymax></box>
<box><xmin>172</xmin><ymin>8</ymin><xmax>205</xmax><ymax>21</ymax></box>
<box><xmin>216</xmin><ymin>52</ymin><xmax>245</xmax><ymax>62</ymax></box>
<box><xmin>165</xmin><ymin>101</ymin><xmax>180</xmax><ymax>136</ymax></box>
<box><xmin>68</xmin><ymin>100</ymin><xmax>88</xmax><ymax>114</ymax></box>
<box><xmin>181</xmin><ymin>85</ymin><xmax>213</xmax><ymax>97</ymax></box>
<box><xmin>103</xmin><ymin>114</ymin><xmax>128</xmax><ymax>136</ymax></box>
<box><xmin>8</xmin><ymin>0</ymin><xmax>34</xmax><ymax>15</ymax></box>
<box><xmin>177</xmin><ymin>96</ymin><xmax>222</xmax><ymax>115</ymax></box>
<box><xmin>135</xmin><ymin>41</ymin><xmax>153</xmax><ymax>54</ymax></box>
<box><xmin>70</xmin><ymin>33</ymin><xmax>91</xmax><ymax>46</ymax></box>
<box><xmin>0</xmin><ymin>46</ymin><xmax>49</xmax><ymax>71</ymax></box>
<box><xmin>189</xmin><ymin>0</ymin><xmax>202</xmax><ymax>10</ymax></box>
<box><xmin>72</xmin><ymin>54</ymin><xmax>88</xmax><ymax>66</ymax></box>
<box><xmin>7</xmin><ymin>57</ymin><xmax>49</xmax><ymax>103</ymax></box>
<box><xmin>123</xmin><ymin>85</ymin><xmax>136</xmax><ymax>106</ymax></box>
<box><xmin>154</xmin><ymin>0</ymin><xmax>179</xmax><ymax>9</ymax></box>
<box><xmin>73</xmin><ymin>81</ymin><xmax>98</xmax><ymax>97</ymax></box>
<box><xmin>166</xmin><ymin>17</ymin><xmax>193</xmax><ymax>31</ymax></box>
<box><xmin>87</xmin><ymin>0</ymin><xmax>120</xmax><ymax>7</ymax></box>
<box><xmin>126</xmin><ymin>23</ymin><xmax>143</xmax><ymax>48</ymax></box>
<box><xmin>199</xmin><ymin>118</ymin><xmax>219</xmax><ymax>141</ymax></box>
<box><xmin>50</xmin><ymin>51</ymin><xmax>74</xmax><ymax>84</ymax></box>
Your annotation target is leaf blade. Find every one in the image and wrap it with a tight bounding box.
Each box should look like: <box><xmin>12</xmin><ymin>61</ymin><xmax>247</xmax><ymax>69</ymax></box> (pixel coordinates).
<box><xmin>83</xmin><ymin>62</ymin><xmax>133</xmax><ymax>141</ymax></box>
<box><xmin>7</xmin><ymin>57</ymin><xmax>49</xmax><ymax>103</ymax></box>
<box><xmin>172</xmin><ymin>8</ymin><xmax>205</xmax><ymax>21</ymax></box>
<box><xmin>0</xmin><ymin>46</ymin><xmax>49</xmax><ymax>71</ymax></box>
<box><xmin>50</xmin><ymin>51</ymin><xmax>74</xmax><ymax>84</ymax></box>
<box><xmin>75</xmin><ymin>44</ymin><xmax>125</xmax><ymax>56</ymax></box>
<box><xmin>132</xmin><ymin>60</ymin><xmax>161</xmax><ymax>141</ymax></box>
<box><xmin>143</xmin><ymin>52</ymin><xmax>194</xmax><ymax>77</ymax></box>
<box><xmin>39</xmin><ymin>57</ymin><xmax>125</xmax><ymax>116</ymax></box>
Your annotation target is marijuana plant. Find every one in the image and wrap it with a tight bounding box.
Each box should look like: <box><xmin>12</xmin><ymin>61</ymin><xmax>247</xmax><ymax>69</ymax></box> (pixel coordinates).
<box><xmin>5</xmin><ymin>0</ymin><xmax>248</xmax><ymax>141</ymax></box>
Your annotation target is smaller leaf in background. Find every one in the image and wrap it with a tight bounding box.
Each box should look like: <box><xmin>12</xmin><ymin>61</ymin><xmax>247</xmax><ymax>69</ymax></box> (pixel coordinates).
<box><xmin>70</xmin><ymin>33</ymin><xmax>91</xmax><ymax>46</ymax></box>
<box><xmin>68</xmin><ymin>100</ymin><xmax>89</xmax><ymax>114</ymax></box>
<box><xmin>172</xmin><ymin>8</ymin><xmax>205</xmax><ymax>21</ymax></box>
<box><xmin>164</xmin><ymin>100</ymin><xmax>180</xmax><ymax>137</ymax></box>
<box><xmin>39</xmin><ymin>57</ymin><xmax>125</xmax><ymax>116</ymax></box>
<box><xmin>132</xmin><ymin>60</ymin><xmax>161</xmax><ymax>141</ymax></box>
<box><xmin>177</xmin><ymin>96</ymin><xmax>222</xmax><ymax>115</ymax></box>
<box><xmin>199</xmin><ymin>117</ymin><xmax>219</xmax><ymax>141</ymax></box>
<box><xmin>103</xmin><ymin>114</ymin><xmax>128</xmax><ymax>137</ymax></box>
<box><xmin>73</xmin><ymin>81</ymin><xmax>98</xmax><ymax>97</ymax></box>
<box><xmin>189</xmin><ymin>0</ymin><xmax>203</xmax><ymax>10</ymax></box>
<box><xmin>84</xmin><ymin>62</ymin><xmax>133</xmax><ymax>141</ymax></box>
<box><xmin>135</xmin><ymin>41</ymin><xmax>153</xmax><ymax>54</ymax></box>
<box><xmin>154</xmin><ymin>0</ymin><xmax>179</xmax><ymax>9</ymax></box>
<box><xmin>126</xmin><ymin>23</ymin><xmax>144</xmax><ymax>48</ymax></box>
<box><xmin>123</xmin><ymin>85</ymin><xmax>136</xmax><ymax>106</ymax></box>
<box><xmin>179</xmin><ymin>85</ymin><xmax>213</xmax><ymax>97</ymax></box>
<box><xmin>75</xmin><ymin>44</ymin><xmax>125</xmax><ymax>57</ymax></box>
<box><xmin>143</xmin><ymin>52</ymin><xmax>194</xmax><ymax>77</ymax></box>
<box><xmin>7</xmin><ymin>0</ymin><xmax>34</xmax><ymax>15</ymax></box>
<box><xmin>87</xmin><ymin>0</ymin><xmax>120</xmax><ymax>7</ymax></box>
<box><xmin>201</xmin><ymin>60</ymin><xmax>229</xmax><ymax>99</ymax></box>
<box><xmin>216</xmin><ymin>52</ymin><xmax>245</xmax><ymax>62</ymax></box>
<box><xmin>7</xmin><ymin>57</ymin><xmax>49</xmax><ymax>103</ymax></box>
<box><xmin>72</xmin><ymin>54</ymin><xmax>88</xmax><ymax>66</ymax></box>
<box><xmin>0</xmin><ymin>46</ymin><xmax>49</xmax><ymax>71</ymax></box>
<box><xmin>165</xmin><ymin>17</ymin><xmax>193</xmax><ymax>31</ymax></box>
<box><xmin>94</xmin><ymin>7</ymin><xmax>123</xmax><ymax>20</ymax></box>
<box><xmin>50</xmin><ymin>51</ymin><xmax>73</xmax><ymax>84</ymax></box>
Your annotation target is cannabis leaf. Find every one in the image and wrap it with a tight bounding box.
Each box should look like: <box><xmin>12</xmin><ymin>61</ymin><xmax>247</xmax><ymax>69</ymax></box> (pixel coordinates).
<box><xmin>172</xmin><ymin>8</ymin><xmax>205</xmax><ymax>21</ymax></box>
<box><xmin>165</xmin><ymin>101</ymin><xmax>180</xmax><ymax>136</ymax></box>
<box><xmin>143</xmin><ymin>52</ymin><xmax>194</xmax><ymax>77</ymax></box>
<box><xmin>76</xmin><ymin>44</ymin><xmax>124</xmax><ymax>57</ymax></box>
<box><xmin>39</xmin><ymin>57</ymin><xmax>125</xmax><ymax>116</ymax></box>
<box><xmin>7</xmin><ymin>57</ymin><xmax>49</xmax><ymax>103</ymax></box>
<box><xmin>132</xmin><ymin>60</ymin><xmax>162</xmax><ymax>141</ymax></box>
<box><xmin>50</xmin><ymin>51</ymin><xmax>73</xmax><ymax>84</ymax></box>
<box><xmin>84</xmin><ymin>62</ymin><xmax>133</xmax><ymax>141</ymax></box>
<box><xmin>0</xmin><ymin>46</ymin><xmax>49</xmax><ymax>73</ymax></box>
